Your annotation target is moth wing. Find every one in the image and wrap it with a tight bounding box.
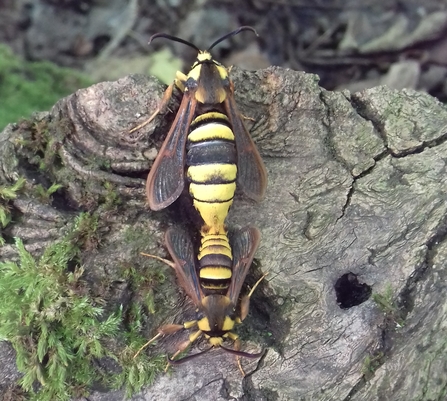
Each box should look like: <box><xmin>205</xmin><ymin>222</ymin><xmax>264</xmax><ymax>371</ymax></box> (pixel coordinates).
<box><xmin>227</xmin><ymin>226</ymin><xmax>261</xmax><ymax>305</ymax></box>
<box><xmin>225</xmin><ymin>93</ymin><xmax>267</xmax><ymax>202</ymax></box>
<box><xmin>146</xmin><ymin>92</ymin><xmax>197</xmax><ymax>210</ymax></box>
<box><xmin>165</xmin><ymin>227</ymin><xmax>203</xmax><ymax>306</ymax></box>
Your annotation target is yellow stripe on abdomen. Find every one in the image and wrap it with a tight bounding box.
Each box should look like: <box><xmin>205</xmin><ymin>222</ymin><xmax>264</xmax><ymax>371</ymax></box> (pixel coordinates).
<box><xmin>188</xmin><ymin>123</ymin><xmax>235</xmax><ymax>142</ymax></box>
<box><xmin>193</xmin><ymin>112</ymin><xmax>229</xmax><ymax>125</ymax></box>
<box><xmin>200</xmin><ymin>236</ymin><xmax>232</xmax><ymax>251</ymax></box>
<box><xmin>190</xmin><ymin>182</ymin><xmax>236</xmax><ymax>202</ymax></box>
<box><xmin>198</xmin><ymin>232</ymin><xmax>232</xmax><ymax>259</ymax></box>
<box><xmin>187</xmin><ymin>164</ymin><xmax>237</xmax><ymax>184</ymax></box>
<box><xmin>198</xmin><ymin>244</ymin><xmax>232</xmax><ymax>259</ymax></box>
<box><xmin>199</xmin><ymin>267</ymin><xmax>232</xmax><ymax>280</ymax></box>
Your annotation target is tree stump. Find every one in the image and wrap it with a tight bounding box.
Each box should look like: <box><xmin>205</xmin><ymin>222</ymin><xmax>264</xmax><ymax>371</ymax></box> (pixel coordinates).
<box><xmin>1</xmin><ymin>66</ymin><xmax>446</xmax><ymax>400</ymax></box>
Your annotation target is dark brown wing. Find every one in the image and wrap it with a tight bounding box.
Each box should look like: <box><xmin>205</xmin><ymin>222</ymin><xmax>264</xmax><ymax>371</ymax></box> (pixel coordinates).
<box><xmin>165</xmin><ymin>226</ymin><xmax>203</xmax><ymax>306</ymax></box>
<box><xmin>224</xmin><ymin>92</ymin><xmax>267</xmax><ymax>202</ymax></box>
<box><xmin>146</xmin><ymin>92</ymin><xmax>197</xmax><ymax>210</ymax></box>
<box><xmin>227</xmin><ymin>225</ymin><xmax>261</xmax><ymax>305</ymax></box>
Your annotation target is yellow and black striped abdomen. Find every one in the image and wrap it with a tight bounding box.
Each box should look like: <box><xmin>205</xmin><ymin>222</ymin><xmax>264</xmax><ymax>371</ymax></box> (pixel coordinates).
<box><xmin>186</xmin><ymin>112</ymin><xmax>237</xmax><ymax>235</ymax></box>
<box><xmin>186</xmin><ymin>111</ymin><xmax>237</xmax><ymax>295</ymax></box>
<box><xmin>197</xmin><ymin>233</ymin><xmax>233</xmax><ymax>294</ymax></box>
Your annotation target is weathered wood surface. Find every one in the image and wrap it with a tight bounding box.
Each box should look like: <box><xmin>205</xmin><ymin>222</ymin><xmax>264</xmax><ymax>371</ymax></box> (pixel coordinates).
<box><xmin>1</xmin><ymin>67</ymin><xmax>447</xmax><ymax>400</ymax></box>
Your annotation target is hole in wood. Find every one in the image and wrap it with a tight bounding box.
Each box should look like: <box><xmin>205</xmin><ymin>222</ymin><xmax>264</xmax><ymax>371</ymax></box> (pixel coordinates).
<box><xmin>334</xmin><ymin>272</ymin><xmax>371</xmax><ymax>309</ymax></box>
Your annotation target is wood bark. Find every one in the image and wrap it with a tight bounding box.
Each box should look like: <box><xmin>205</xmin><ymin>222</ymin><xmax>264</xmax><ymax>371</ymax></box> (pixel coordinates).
<box><xmin>1</xmin><ymin>67</ymin><xmax>446</xmax><ymax>400</ymax></box>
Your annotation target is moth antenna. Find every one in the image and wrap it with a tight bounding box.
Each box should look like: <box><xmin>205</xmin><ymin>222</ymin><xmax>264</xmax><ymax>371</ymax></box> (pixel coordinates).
<box><xmin>167</xmin><ymin>346</ymin><xmax>213</xmax><ymax>364</ymax></box>
<box><xmin>220</xmin><ymin>345</ymin><xmax>264</xmax><ymax>359</ymax></box>
<box><xmin>149</xmin><ymin>33</ymin><xmax>200</xmax><ymax>52</ymax></box>
<box><xmin>207</xmin><ymin>26</ymin><xmax>258</xmax><ymax>51</ymax></box>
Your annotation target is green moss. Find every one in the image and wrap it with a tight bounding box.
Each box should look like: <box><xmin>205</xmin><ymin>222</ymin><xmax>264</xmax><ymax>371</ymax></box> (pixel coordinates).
<box><xmin>111</xmin><ymin>303</ymin><xmax>166</xmax><ymax>397</ymax></box>
<box><xmin>0</xmin><ymin>236</ymin><xmax>121</xmax><ymax>400</ymax></box>
<box><xmin>33</xmin><ymin>183</ymin><xmax>63</xmax><ymax>205</ymax></box>
<box><xmin>66</xmin><ymin>212</ymin><xmax>101</xmax><ymax>251</ymax></box>
<box><xmin>121</xmin><ymin>263</ymin><xmax>166</xmax><ymax>315</ymax></box>
<box><xmin>372</xmin><ymin>284</ymin><xmax>404</xmax><ymax>327</ymax></box>
<box><xmin>123</xmin><ymin>225</ymin><xmax>159</xmax><ymax>254</ymax></box>
<box><xmin>0</xmin><ymin>44</ymin><xmax>91</xmax><ymax>131</ymax></box>
<box><xmin>0</xmin><ymin>177</ymin><xmax>26</xmax><ymax>245</ymax></box>
<box><xmin>14</xmin><ymin>118</ymin><xmax>58</xmax><ymax>172</ymax></box>
<box><xmin>372</xmin><ymin>285</ymin><xmax>395</xmax><ymax>313</ymax></box>
<box><xmin>362</xmin><ymin>352</ymin><xmax>385</xmax><ymax>379</ymax></box>
<box><xmin>0</xmin><ymin>212</ymin><xmax>167</xmax><ymax>399</ymax></box>
<box><xmin>101</xmin><ymin>182</ymin><xmax>122</xmax><ymax>211</ymax></box>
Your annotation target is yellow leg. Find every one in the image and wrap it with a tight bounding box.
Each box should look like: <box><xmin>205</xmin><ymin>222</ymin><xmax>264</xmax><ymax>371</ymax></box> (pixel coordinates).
<box><xmin>169</xmin><ymin>348</ymin><xmax>184</xmax><ymax>361</ymax></box>
<box><xmin>237</xmin><ymin>358</ymin><xmax>245</xmax><ymax>377</ymax></box>
<box><xmin>225</xmin><ymin>333</ymin><xmax>246</xmax><ymax>376</ymax></box>
<box><xmin>241</xmin><ymin>272</ymin><xmax>269</xmax><ymax>321</ymax></box>
<box><xmin>240</xmin><ymin>113</ymin><xmax>255</xmax><ymax>123</ymax></box>
<box><xmin>134</xmin><ymin>332</ymin><xmax>162</xmax><ymax>358</ymax></box>
<box><xmin>164</xmin><ymin>338</ymin><xmax>192</xmax><ymax>372</ymax></box>
<box><xmin>128</xmin><ymin>83</ymin><xmax>174</xmax><ymax>134</ymax></box>
<box><xmin>133</xmin><ymin>323</ymin><xmax>185</xmax><ymax>358</ymax></box>
<box><xmin>140</xmin><ymin>252</ymin><xmax>175</xmax><ymax>269</ymax></box>
<box><xmin>248</xmin><ymin>271</ymin><xmax>269</xmax><ymax>298</ymax></box>
<box><xmin>163</xmin><ymin>343</ymin><xmax>188</xmax><ymax>372</ymax></box>
<box><xmin>165</xmin><ymin>329</ymin><xmax>201</xmax><ymax>370</ymax></box>
<box><xmin>234</xmin><ymin>338</ymin><xmax>246</xmax><ymax>377</ymax></box>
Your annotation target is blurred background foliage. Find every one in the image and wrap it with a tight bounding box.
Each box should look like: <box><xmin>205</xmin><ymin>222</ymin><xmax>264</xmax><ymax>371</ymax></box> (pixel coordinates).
<box><xmin>1</xmin><ymin>0</ymin><xmax>447</xmax><ymax>130</ymax></box>
<box><xmin>0</xmin><ymin>44</ymin><xmax>91</xmax><ymax>130</ymax></box>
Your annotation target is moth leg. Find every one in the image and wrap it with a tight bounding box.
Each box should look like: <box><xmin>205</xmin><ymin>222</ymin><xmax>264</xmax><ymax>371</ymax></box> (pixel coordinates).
<box><xmin>225</xmin><ymin>332</ymin><xmax>245</xmax><ymax>376</ymax></box>
<box><xmin>248</xmin><ymin>271</ymin><xmax>269</xmax><ymax>298</ymax></box>
<box><xmin>235</xmin><ymin>337</ymin><xmax>246</xmax><ymax>377</ymax></box>
<box><xmin>240</xmin><ymin>113</ymin><xmax>255</xmax><ymax>122</ymax></box>
<box><xmin>134</xmin><ymin>319</ymin><xmax>197</xmax><ymax>359</ymax></box>
<box><xmin>133</xmin><ymin>323</ymin><xmax>184</xmax><ymax>358</ymax></box>
<box><xmin>140</xmin><ymin>252</ymin><xmax>176</xmax><ymax>269</ymax></box>
<box><xmin>167</xmin><ymin>329</ymin><xmax>202</xmax><ymax>363</ymax></box>
<box><xmin>128</xmin><ymin>82</ymin><xmax>174</xmax><ymax>134</ymax></box>
<box><xmin>163</xmin><ymin>337</ymin><xmax>193</xmax><ymax>372</ymax></box>
<box><xmin>240</xmin><ymin>272</ymin><xmax>269</xmax><ymax>321</ymax></box>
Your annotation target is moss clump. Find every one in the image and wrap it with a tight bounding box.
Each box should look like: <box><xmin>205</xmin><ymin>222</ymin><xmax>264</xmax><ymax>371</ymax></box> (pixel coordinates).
<box><xmin>0</xmin><ymin>214</ymin><xmax>166</xmax><ymax>400</ymax></box>
<box><xmin>0</xmin><ymin>177</ymin><xmax>26</xmax><ymax>245</ymax></box>
<box><xmin>362</xmin><ymin>352</ymin><xmax>385</xmax><ymax>379</ymax></box>
<box><xmin>0</xmin><ymin>44</ymin><xmax>91</xmax><ymax>131</ymax></box>
<box><xmin>111</xmin><ymin>303</ymin><xmax>166</xmax><ymax>397</ymax></box>
<box><xmin>101</xmin><ymin>181</ymin><xmax>122</xmax><ymax>211</ymax></box>
<box><xmin>33</xmin><ymin>182</ymin><xmax>63</xmax><ymax>205</ymax></box>
<box><xmin>66</xmin><ymin>212</ymin><xmax>101</xmax><ymax>252</ymax></box>
<box><xmin>372</xmin><ymin>284</ymin><xmax>404</xmax><ymax>327</ymax></box>
<box><xmin>0</xmin><ymin>236</ymin><xmax>120</xmax><ymax>400</ymax></box>
<box><xmin>121</xmin><ymin>264</ymin><xmax>166</xmax><ymax>315</ymax></box>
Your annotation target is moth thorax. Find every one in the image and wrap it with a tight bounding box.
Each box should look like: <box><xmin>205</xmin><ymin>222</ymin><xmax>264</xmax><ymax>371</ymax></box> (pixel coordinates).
<box><xmin>199</xmin><ymin>295</ymin><xmax>235</xmax><ymax>332</ymax></box>
<box><xmin>194</xmin><ymin>62</ymin><xmax>228</xmax><ymax>104</ymax></box>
